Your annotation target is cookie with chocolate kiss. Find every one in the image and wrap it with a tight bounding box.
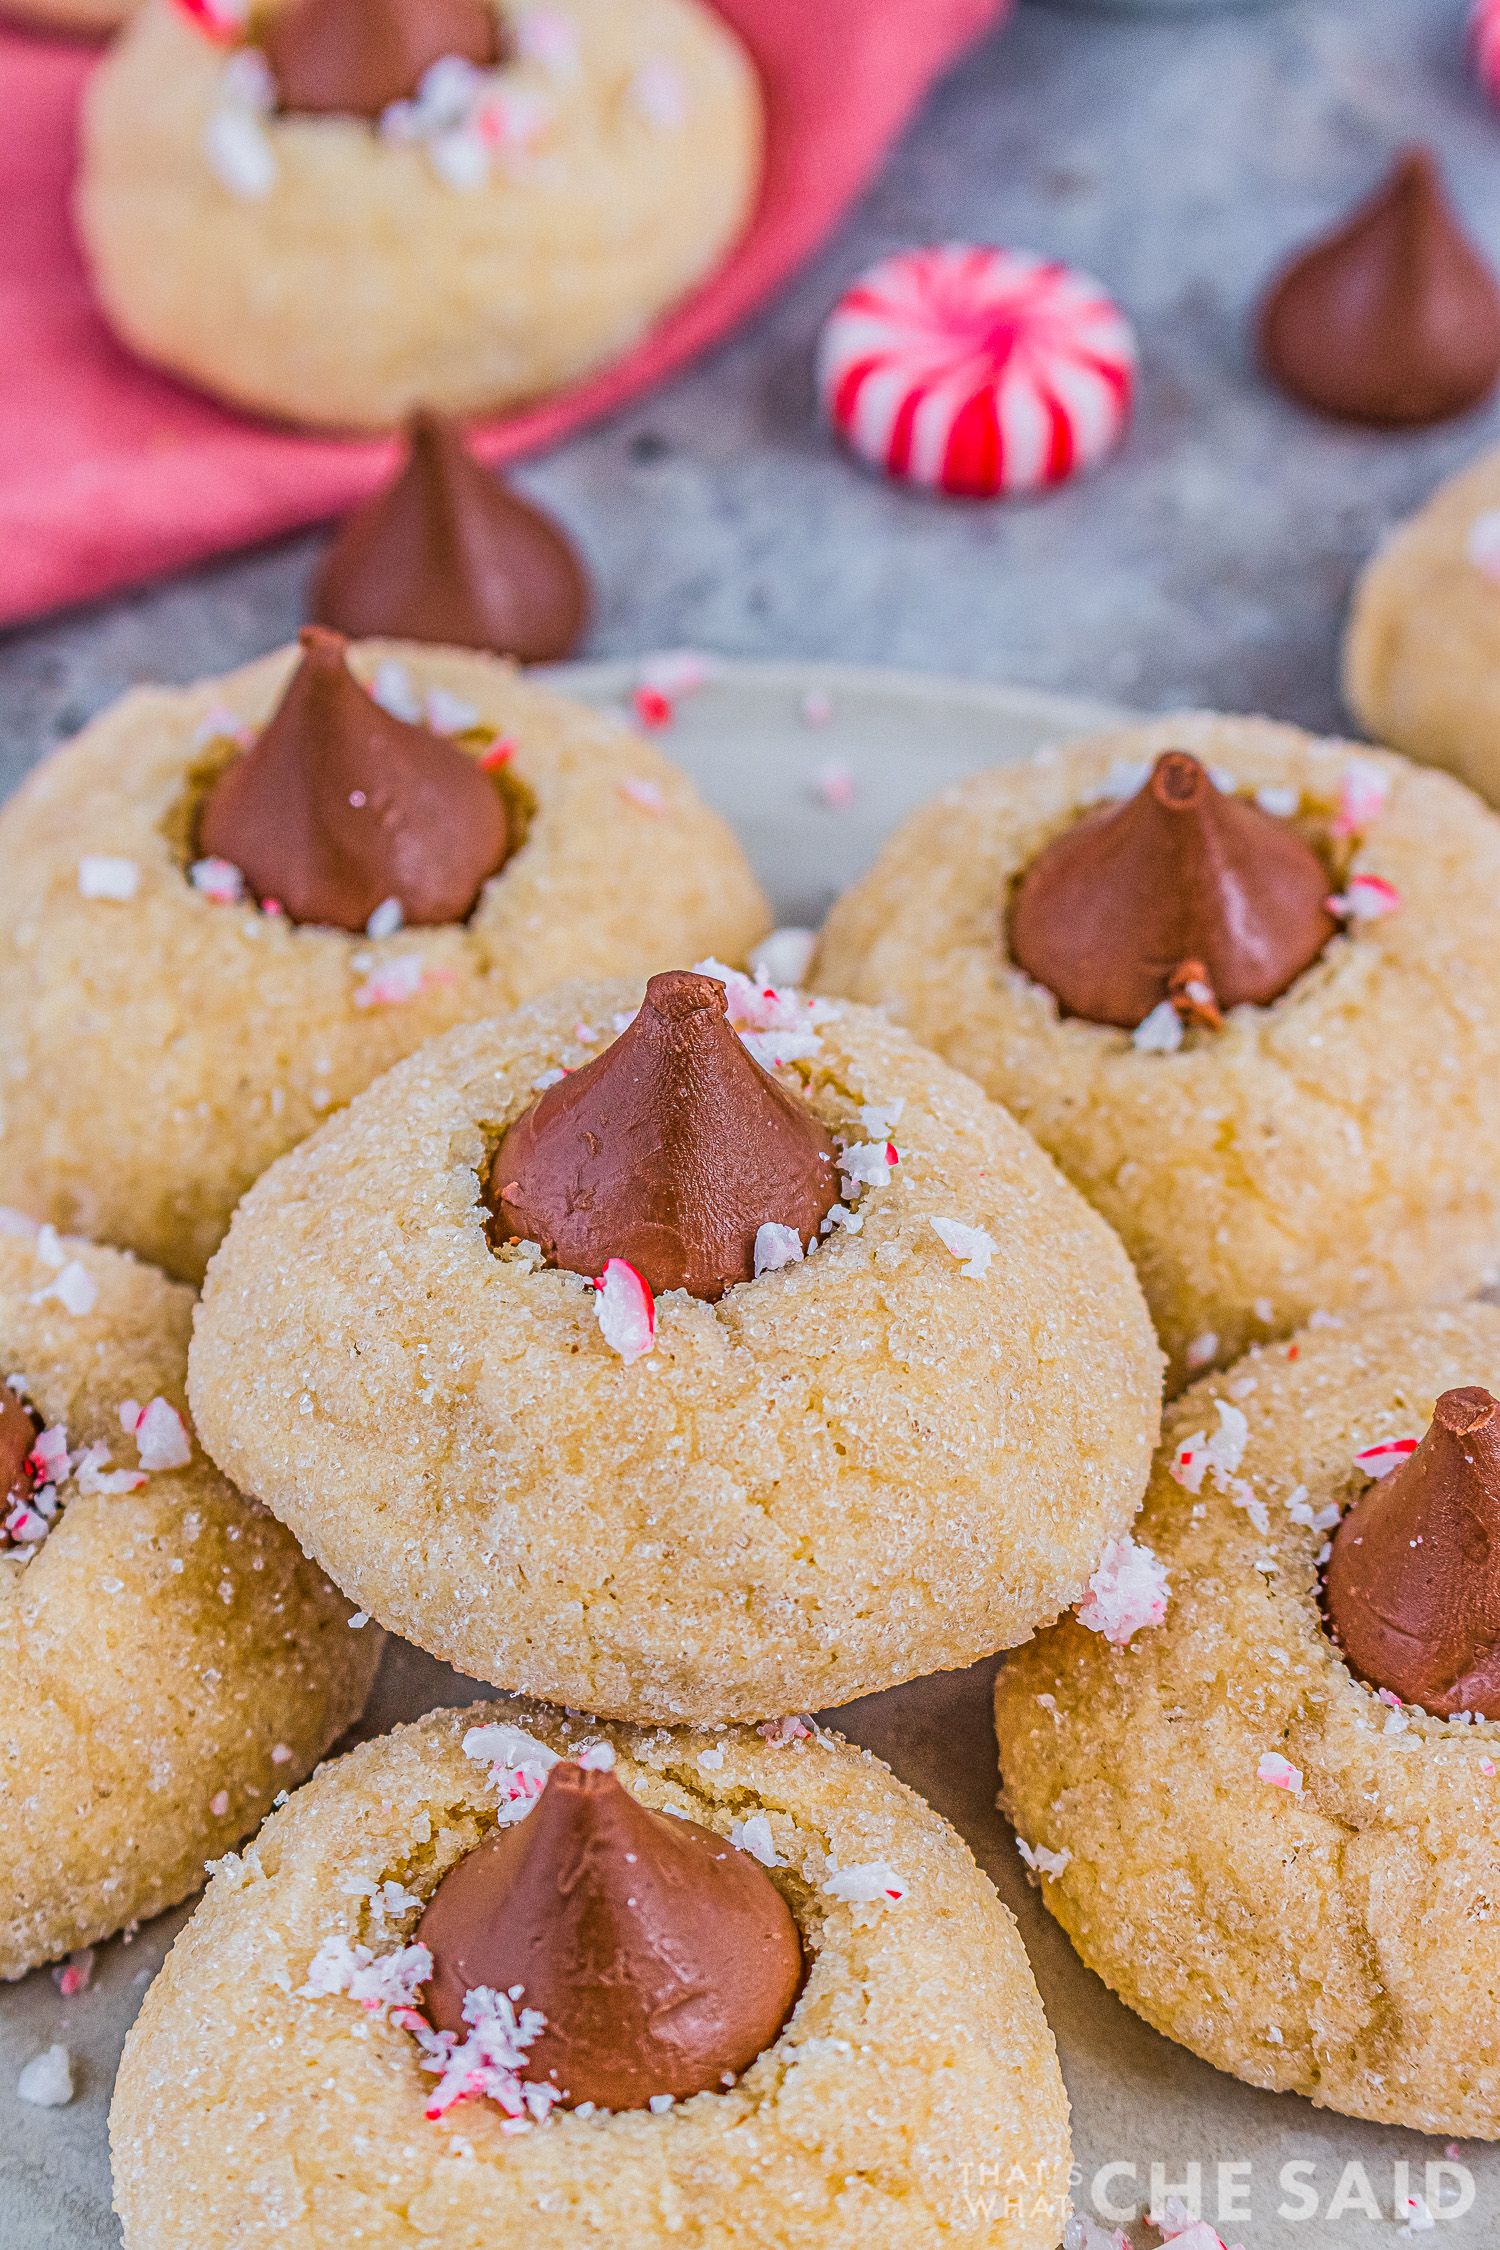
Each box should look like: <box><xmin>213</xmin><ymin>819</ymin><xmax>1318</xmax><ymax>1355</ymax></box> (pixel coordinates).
<box><xmin>1258</xmin><ymin>148</ymin><xmax>1500</xmax><ymax>427</ymax></box>
<box><xmin>260</xmin><ymin>0</ymin><xmax>501</xmax><ymax>120</ymax></box>
<box><xmin>1007</xmin><ymin>750</ymin><xmax>1336</xmax><ymax>1030</ymax></box>
<box><xmin>196</xmin><ymin>626</ymin><xmax>507</xmax><ymax>933</ymax></box>
<box><xmin>489</xmin><ymin>969</ymin><xmax>840</xmax><ymax>1299</ymax></box>
<box><xmin>419</xmin><ymin>1760</ymin><xmax>803</xmax><ymax>2110</ymax></box>
<box><xmin>0</xmin><ymin>1387</ymin><xmax>39</xmax><ymax>1514</ymax></box>
<box><xmin>311</xmin><ymin>411</ymin><xmax>589</xmax><ymax>663</ymax></box>
<box><xmin>1325</xmin><ymin>1385</ymin><xmax>1500</xmax><ymax>1717</ymax></box>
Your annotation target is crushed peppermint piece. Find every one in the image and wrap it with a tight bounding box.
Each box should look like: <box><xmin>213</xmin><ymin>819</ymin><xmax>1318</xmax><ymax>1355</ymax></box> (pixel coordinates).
<box><xmin>1170</xmin><ymin>1401</ymin><xmax>1249</xmax><ymax>1494</ymax></box>
<box><xmin>119</xmin><ymin>1396</ymin><xmax>192</xmax><ymax>1470</ymax></box>
<box><xmin>1327</xmin><ymin>872</ymin><xmax>1401</xmax><ymax>921</ymax></box>
<box><xmin>639</xmin><ymin>650</ymin><xmax>715</xmax><ymax>698</ymax></box>
<box><xmin>1016</xmin><ymin>1836</ymin><xmax>1071</xmax><ymax>1878</ymax></box>
<box><xmin>630</xmin><ymin>56</ymin><xmax>687</xmax><ymax>128</ymax></box>
<box><xmin>1152</xmin><ymin>2199</ymin><xmax>1235</xmax><ymax>2250</ymax></box>
<box><xmin>839</xmin><ymin>1140</ymin><xmax>896</xmax><ymax>1191</ymax></box>
<box><xmin>532</xmin><ymin>1067</ymin><xmax>567</xmax><ymax>1091</ymax></box>
<box><xmin>575</xmin><ymin>1741</ymin><xmax>616</xmax><ymax>1771</ymax></box>
<box><xmin>175</xmin><ymin>0</ymin><xmax>250</xmax><ymax>40</ymax></box>
<box><xmin>77</xmin><ymin>855</ymin><xmax>139</xmax><ymax>903</ymax></box>
<box><xmin>750</xmin><ymin>928</ymin><xmax>816</xmax><ymax>987</ymax></box>
<box><xmin>190</xmin><ymin>856</ymin><xmax>245</xmax><ymax>903</ymax></box>
<box><xmin>593</xmin><ymin>1259</ymin><xmax>655</xmax><ymax>1366</ymax></box>
<box><xmin>516</xmin><ymin>8</ymin><xmax>580</xmax><ymax>77</ymax></box>
<box><xmin>209</xmin><ymin>1790</ymin><xmax>230</xmax><ymax>1816</ymax></box>
<box><xmin>823</xmin><ymin>1858</ymin><xmax>908</xmax><ymax>1905</ymax></box>
<box><xmin>648</xmin><ymin>2092</ymin><xmax>675</xmax><ymax>2113</ymax></box>
<box><xmin>800</xmin><ymin>688</ymin><xmax>834</xmax><ymax>728</ymax></box>
<box><xmin>425</xmin><ymin>687</ymin><xmax>479</xmax><ymax>735</ymax></box>
<box><xmin>858</xmin><ymin>1096</ymin><xmax>905</xmax><ymax>1140</ymax></box>
<box><xmin>30</xmin><ymin>1262</ymin><xmax>97</xmax><ymax>1318</ymax></box>
<box><xmin>371</xmin><ymin>660</ymin><xmax>423</xmax><ymax>722</ymax></box>
<box><xmin>1227</xmin><ymin>1480</ymin><xmax>1270</xmax><ymax>1535</ymax></box>
<box><xmin>353</xmin><ymin>954</ymin><xmax>436</xmax><ymax>1008</ymax></box>
<box><xmin>1076</xmin><ymin>1535</ymin><xmax>1169</xmax><ymax>1645</ymax></box>
<box><xmin>203</xmin><ymin>103</ymin><xmax>277</xmax><ymax>197</ymax></box>
<box><xmin>926</xmin><ymin>1215</ymin><xmax>996</xmax><ymax>1280</ymax></box>
<box><xmin>1482</xmin><ymin>1757</ymin><xmax>1496</xmax><ymax>1777</ymax></box>
<box><xmin>1064</xmin><ymin>2218</ymin><xmax>1132</xmax><ymax>2250</ymax></box>
<box><xmin>631</xmin><ymin>687</ymin><xmax>674</xmax><ymax>731</ymax></box>
<box><xmin>35</xmin><ymin>1225</ymin><xmax>66</xmax><ymax>1268</ymax></box>
<box><xmin>820</xmin><ymin>1203</ymin><xmax>863</xmax><ymax>1235</ymax></box>
<box><xmin>1254</xmin><ymin>783</ymin><xmax>1300</xmax><ymax>817</ymax></box>
<box><xmin>696</xmin><ymin>1745</ymin><xmax>724</xmax><ymax>1770</ymax></box>
<box><xmin>1132</xmin><ymin>999</ymin><xmax>1184</xmax><ymax>1053</ymax></box>
<box><xmin>479</xmin><ymin>735</ymin><xmax>517</xmax><ymax>771</ymax></box>
<box><xmin>415</xmin><ymin>1982</ymin><xmax>556</xmax><ymax>2122</ymax></box>
<box><xmin>730</xmin><ymin>1813</ymin><xmax>779</xmax><ymax>1867</ymax></box>
<box><xmin>812</xmin><ymin>757</ymin><xmax>855</xmax><ymax>811</ymax></box>
<box><xmin>1184</xmin><ymin>1330</ymin><xmax>1218</xmax><ymax>1369</ymax></box>
<box><xmin>1398</xmin><ymin>2192</ymin><xmax>1436</xmax><ymax>2237</ymax></box>
<box><xmin>759</xmin><ymin>1714</ymin><xmax>812</xmax><ymax>1745</ymax></box>
<box><xmin>1334</xmin><ymin>760</ymin><xmax>1389</xmax><ymax>837</ymax></box>
<box><xmin>300</xmin><ymin>1934</ymin><xmax>432</xmax><ymax>2013</ymax></box>
<box><xmin>366</xmin><ymin>896</ymin><xmax>404</xmax><ymax>940</ymax></box>
<box><xmin>462</xmin><ymin>1721</ymin><xmax>559</xmax><ymax>1823</ymax></box>
<box><xmin>753</xmin><ymin>1222</ymin><xmax>805</xmax><ymax>1279</ymax></box>
<box><xmin>271</xmin><ymin>1743</ymin><xmax>293</xmax><ymax>1765</ymax></box>
<box><xmin>740</xmin><ymin>1026</ymin><xmax>822</xmax><ymax>1069</ymax></box>
<box><xmin>619</xmin><ymin>775</ymin><xmax>666</xmax><ymax>813</ymax></box>
<box><xmin>1257</xmin><ymin>1750</ymin><xmax>1303</xmax><ymax>1795</ymax></box>
<box><xmin>1285</xmin><ymin>1485</ymin><xmax>1341</xmax><ymax>1533</ymax></box>
<box><xmin>17</xmin><ymin>2044</ymin><xmax>73</xmax><ymax>2107</ymax></box>
<box><xmin>53</xmin><ymin>1948</ymin><xmax>94</xmax><ymax>1998</ymax></box>
<box><xmin>1353</xmin><ymin>1436</ymin><xmax>1418</xmax><ymax>1480</ymax></box>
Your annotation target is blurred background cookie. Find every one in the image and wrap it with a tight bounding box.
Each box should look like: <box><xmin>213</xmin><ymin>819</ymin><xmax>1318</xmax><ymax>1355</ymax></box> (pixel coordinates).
<box><xmin>75</xmin><ymin>0</ymin><xmax>764</xmax><ymax>428</ymax></box>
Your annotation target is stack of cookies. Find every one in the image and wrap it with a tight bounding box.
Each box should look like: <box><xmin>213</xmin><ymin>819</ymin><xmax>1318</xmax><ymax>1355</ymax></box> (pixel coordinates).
<box><xmin>2</xmin><ymin>627</ymin><xmax>1172</xmax><ymax>2250</ymax></box>
<box><xmin>14</xmin><ymin>568</ymin><xmax>1500</xmax><ymax>2245</ymax></box>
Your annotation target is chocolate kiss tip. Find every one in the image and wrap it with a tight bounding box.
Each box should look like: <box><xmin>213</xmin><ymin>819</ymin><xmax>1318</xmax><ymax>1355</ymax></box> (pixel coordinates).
<box><xmin>1258</xmin><ymin>146</ymin><xmax>1500</xmax><ymax>427</ymax></box>
<box><xmin>488</xmin><ymin>967</ymin><xmax>840</xmax><ymax>1300</ymax></box>
<box><xmin>1325</xmin><ymin>1385</ymin><xmax>1500</xmax><ymax>1718</ymax></box>
<box><xmin>1006</xmin><ymin>749</ymin><xmax>1336</xmax><ymax>1030</ymax></box>
<box><xmin>311</xmin><ymin>409</ymin><xmax>589</xmax><ymax>661</ymax></box>
<box><xmin>260</xmin><ymin>0</ymin><xmax>501</xmax><ymax>120</ymax></box>
<box><xmin>196</xmin><ymin>624</ymin><xmax>507</xmax><ymax>933</ymax></box>
<box><xmin>417</xmin><ymin>1761</ymin><xmax>803</xmax><ymax>2112</ymax></box>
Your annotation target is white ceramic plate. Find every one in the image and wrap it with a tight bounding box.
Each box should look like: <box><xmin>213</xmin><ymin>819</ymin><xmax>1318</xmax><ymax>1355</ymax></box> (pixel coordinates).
<box><xmin>1</xmin><ymin>662</ymin><xmax>1484</xmax><ymax>2250</ymax></box>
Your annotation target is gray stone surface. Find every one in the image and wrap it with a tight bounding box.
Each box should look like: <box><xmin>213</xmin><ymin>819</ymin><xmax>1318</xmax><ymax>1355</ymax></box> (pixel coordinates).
<box><xmin>6</xmin><ymin>0</ymin><xmax>1500</xmax><ymax>805</ymax></box>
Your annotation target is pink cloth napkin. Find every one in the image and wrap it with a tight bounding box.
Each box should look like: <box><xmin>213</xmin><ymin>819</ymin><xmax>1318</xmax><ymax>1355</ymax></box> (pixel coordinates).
<box><xmin>0</xmin><ymin>0</ymin><xmax>1010</xmax><ymax>626</ymax></box>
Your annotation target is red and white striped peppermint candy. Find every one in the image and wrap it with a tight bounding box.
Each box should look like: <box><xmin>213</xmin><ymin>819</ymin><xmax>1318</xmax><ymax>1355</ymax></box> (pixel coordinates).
<box><xmin>1474</xmin><ymin>0</ymin><xmax>1500</xmax><ymax>103</ymax></box>
<box><xmin>818</xmin><ymin>242</ymin><xmax>1137</xmax><ymax>498</ymax></box>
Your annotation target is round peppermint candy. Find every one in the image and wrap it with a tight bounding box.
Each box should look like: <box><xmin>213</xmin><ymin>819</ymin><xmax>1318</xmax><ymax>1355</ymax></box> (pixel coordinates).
<box><xmin>818</xmin><ymin>243</ymin><xmax>1137</xmax><ymax>498</ymax></box>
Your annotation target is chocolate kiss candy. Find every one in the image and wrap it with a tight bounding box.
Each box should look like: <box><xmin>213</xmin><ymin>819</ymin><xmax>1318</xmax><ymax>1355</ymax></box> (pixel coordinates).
<box><xmin>489</xmin><ymin>969</ymin><xmax>840</xmax><ymax>1300</ymax></box>
<box><xmin>1258</xmin><ymin>148</ymin><xmax>1500</xmax><ymax>427</ymax></box>
<box><xmin>1007</xmin><ymin>750</ymin><xmax>1336</xmax><ymax>1030</ymax></box>
<box><xmin>260</xmin><ymin>0</ymin><xmax>500</xmax><ymax>119</ymax></box>
<box><xmin>197</xmin><ymin>626</ymin><xmax>507</xmax><ymax>932</ymax></box>
<box><xmin>0</xmin><ymin>1388</ymin><xmax>39</xmax><ymax>1511</ymax></box>
<box><xmin>419</xmin><ymin>1761</ymin><xmax>803</xmax><ymax>2110</ymax></box>
<box><xmin>310</xmin><ymin>410</ymin><xmax>589</xmax><ymax>662</ymax></box>
<box><xmin>1325</xmin><ymin>1387</ymin><xmax>1500</xmax><ymax>1717</ymax></box>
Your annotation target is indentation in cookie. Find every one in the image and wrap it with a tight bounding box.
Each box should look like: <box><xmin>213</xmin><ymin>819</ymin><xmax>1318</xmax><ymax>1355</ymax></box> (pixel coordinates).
<box><xmin>1325</xmin><ymin>1384</ymin><xmax>1500</xmax><ymax>1717</ymax></box>
<box><xmin>1006</xmin><ymin>749</ymin><xmax>1337</xmax><ymax>1031</ymax></box>
<box><xmin>486</xmin><ymin>968</ymin><xmax>841</xmax><ymax>1300</ymax></box>
<box><xmin>258</xmin><ymin>0</ymin><xmax>503</xmax><ymax>119</ymax></box>
<box><xmin>311</xmin><ymin>409</ymin><xmax>589</xmax><ymax>662</ymax></box>
<box><xmin>195</xmin><ymin>626</ymin><xmax>510</xmax><ymax>931</ymax></box>
<box><xmin>416</xmin><ymin>1756</ymin><xmax>804</xmax><ymax>2112</ymax></box>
